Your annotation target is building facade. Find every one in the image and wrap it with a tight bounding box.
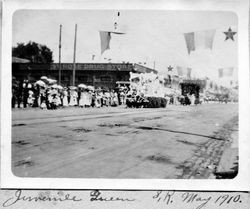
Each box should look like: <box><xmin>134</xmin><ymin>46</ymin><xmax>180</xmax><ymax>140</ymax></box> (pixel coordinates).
<box><xmin>12</xmin><ymin>62</ymin><xmax>157</xmax><ymax>90</ymax></box>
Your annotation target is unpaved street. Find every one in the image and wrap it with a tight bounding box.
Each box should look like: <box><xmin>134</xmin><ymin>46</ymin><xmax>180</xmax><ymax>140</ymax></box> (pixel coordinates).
<box><xmin>12</xmin><ymin>103</ymin><xmax>238</xmax><ymax>179</ymax></box>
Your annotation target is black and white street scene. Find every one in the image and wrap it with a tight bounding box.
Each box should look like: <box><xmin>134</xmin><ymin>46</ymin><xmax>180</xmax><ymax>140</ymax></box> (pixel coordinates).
<box><xmin>12</xmin><ymin>10</ymin><xmax>238</xmax><ymax>179</ymax></box>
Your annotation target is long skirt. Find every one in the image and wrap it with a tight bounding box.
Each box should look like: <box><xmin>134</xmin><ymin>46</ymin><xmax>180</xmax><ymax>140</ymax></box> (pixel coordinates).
<box><xmin>69</xmin><ymin>96</ymin><xmax>78</xmax><ymax>106</ymax></box>
<box><xmin>63</xmin><ymin>96</ymin><xmax>68</xmax><ymax>106</ymax></box>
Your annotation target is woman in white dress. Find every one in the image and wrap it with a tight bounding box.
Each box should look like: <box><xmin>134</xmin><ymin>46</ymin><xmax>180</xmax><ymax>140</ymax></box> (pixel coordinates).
<box><xmin>69</xmin><ymin>89</ymin><xmax>78</xmax><ymax>106</ymax></box>
<box><xmin>79</xmin><ymin>89</ymin><xmax>89</xmax><ymax>107</ymax></box>
<box><xmin>27</xmin><ymin>90</ymin><xmax>34</xmax><ymax>107</ymax></box>
<box><xmin>79</xmin><ymin>89</ymin><xmax>85</xmax><ymax>107</ymax></box>
<box><xmin>62</xmin><ymin>88</ymin><xmax>69</xmax><ymax>107</ymax></box>
<box><xmin>95</xmin><ymin>91</ymin><xmax>102</xmax><ymax>108</ymax></box>
<box><xmin>191</xmin><ymin>94</ymin><xmax>196</xmax><ymax>105</ymax></box>
<box><xmin>87</xmin><ymin>90</ymin><xmax>93</xmax><ymax>107</ymax></box>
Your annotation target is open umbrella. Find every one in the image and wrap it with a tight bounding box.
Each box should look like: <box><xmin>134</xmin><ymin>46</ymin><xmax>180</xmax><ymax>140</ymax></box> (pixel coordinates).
<box><xmin>87</xmin><ymin>85</ymin><xmax>95</xmax><ymax>91</ymax></box>
<box><xmin>78</xmin><ymin>84</ymin><xmax>87</xmax><ymax>88</ymax></box>
<box><xmin>57</xmin><ymin>85</ymin><xmax>63</xmax><ymax>90</ymax></box>
<box><xmin>51</xmin><ymin>84</ymin><xmax>58</xmax><ymax>88</ymax></box>
<box><xmin>47</xmin><ymin>78</ymin><xmax>57</xmax><ymax>84</ymax></box>
<box><xmin>35</xmin><ymin>80</ymin><xmax>46</xmax><ymax>87</ymax></box>
<box><xmin>69</xmin><ymin>86</ymin><xmax>77</xmax><ymax>90</ymax></box>
<box><xmin>40</xmin><ymin>76</ymin><xmax>48</xmax><ymax>80</ymax></box>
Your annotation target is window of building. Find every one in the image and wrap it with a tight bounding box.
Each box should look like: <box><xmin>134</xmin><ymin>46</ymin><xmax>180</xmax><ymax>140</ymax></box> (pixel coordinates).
<box><xmin>78</xmin><ymin>76</ymin><xmax>89</xmax><ymax>82</ymax></box>
<box><xmin>101</xmin><ymin>76</ymin><xmax>111</xmax><ymax>81</ymax></box>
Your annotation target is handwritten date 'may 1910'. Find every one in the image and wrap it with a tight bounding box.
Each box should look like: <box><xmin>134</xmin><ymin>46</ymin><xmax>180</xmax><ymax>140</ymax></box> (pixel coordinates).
<box><xmin>152</xmin><ymin>191</ymin><xmax>242</xmax><ymax>209</ymax></box>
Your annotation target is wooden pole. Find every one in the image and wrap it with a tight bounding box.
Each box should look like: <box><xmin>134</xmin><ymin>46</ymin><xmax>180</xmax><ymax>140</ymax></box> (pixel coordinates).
<box><xmin>58</xmin><ymin>24</ymin><xmax>62</xmax><ymax>85</ymax></box>
<box><xmin>72</xmin><ymin>24</ymin><xmax>77</xmax><ymax>86</ymax></box>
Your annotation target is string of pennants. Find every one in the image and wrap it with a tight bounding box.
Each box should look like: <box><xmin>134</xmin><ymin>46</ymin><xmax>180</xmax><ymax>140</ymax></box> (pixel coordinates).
<box><xmin>218</xmin><ymin>67</ymin><xmax>234</xmax><ymax>78</ymax></box>
<box><xmin>100</xmin><ymin>23</ymin><xmax>237</xmax><ymax>55</ymax></box>
<box><xmin>167</xmin><ymin>66</ymin><xmax>235</xmax><ymax>80</ymax></box>
<box><xmin>99</xmin><ymin>11</ymin><xmax>238</xmax><ymax>80</ymax></box>
<box><xmin>183</xmin><ymin>27</ymin><xmax>237</xmax><ymax>55</ymax></box>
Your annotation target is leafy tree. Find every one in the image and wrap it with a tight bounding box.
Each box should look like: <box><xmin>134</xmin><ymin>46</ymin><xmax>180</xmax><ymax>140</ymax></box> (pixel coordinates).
<box><xmin>12</xmin><ymin>41</ymin><xmax>54</xmax><ymax>63</ymax></box>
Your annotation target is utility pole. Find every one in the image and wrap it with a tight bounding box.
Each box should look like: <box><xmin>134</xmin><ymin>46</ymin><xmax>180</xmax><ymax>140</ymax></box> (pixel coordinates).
<box><xmin>72</xmin><ymin>24</ymin><xmax>77</xmax><ymax>86</ymax></box>
<box><xmin>153</xmin><ymin>61</ymin><xmax>156</xmax><ymax>70</ymax></box>
<box><xmin>58</xmin><ymin>24</ymin><xmax>62</xmax><ymax>85</ymax></box>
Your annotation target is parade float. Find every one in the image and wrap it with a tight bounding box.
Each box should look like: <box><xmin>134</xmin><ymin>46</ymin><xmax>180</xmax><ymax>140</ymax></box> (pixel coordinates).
<box><xmin>125</xmin><ymin>72</ymin><xmax>182</xmax><ymax>108</ymax></box>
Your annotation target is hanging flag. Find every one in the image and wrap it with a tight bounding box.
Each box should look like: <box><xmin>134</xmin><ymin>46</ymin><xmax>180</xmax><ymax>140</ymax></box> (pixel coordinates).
<box><xmin>218</xmin><ymin>67</ymin><xmax>234</xmax><ymax>78</ymax></box>
<box><xmin>184</xmin><ymin>32</ymin><xmax>195</xmax><ymax>54</ymax></box>
<box><xmin>214</xmin><ymin>84</ymin><xmax>218</xmax><ymax>91</ymax></box>
<box><xmin>92</xmin><ymin>54</ymin><xmax>95</xmax><ymax>60</ymax></box>
<box><xmin>187</xmin><ymin>67</ymin><xmax>192</xmax><ymax>78</ymax></box>
<box><xmin>209</xmin><ymin>81</ymin><xmax>213</xmax><ymax>89</ymax></box>
<box><xmin>99</xmin><ymin>31</ymin><xmax>111</xmax><ymax>54</ymax></box>
<box><xmin>99</xmin><ymin>30</ymin><xmax>125</xmax><ymax>54</ymax></box>
<box><xmin>176</xmin><ymin>66</ymin><xmax>183</xmax><ymax>76</ymax></box>
<box><xmin>184</xmin><ymin>29</ymin><xmax>216</xmax><ymax>54</ymax></box>
<box><xmin>223</xmin><ymin>67</ymin><xmax>234</xmax><ymax>77</ymax></box>
<box><xmin>218</xmin><ymin>68</ymin><xmax>223</xmax><ymax>78</ymax></box>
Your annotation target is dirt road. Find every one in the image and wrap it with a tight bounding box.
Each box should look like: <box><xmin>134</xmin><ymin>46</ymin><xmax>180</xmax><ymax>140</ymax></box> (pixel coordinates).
<box><xmin>12</xmin><ymin>103</ymin><xmax>238</xmax><ymax>179</ymax></box>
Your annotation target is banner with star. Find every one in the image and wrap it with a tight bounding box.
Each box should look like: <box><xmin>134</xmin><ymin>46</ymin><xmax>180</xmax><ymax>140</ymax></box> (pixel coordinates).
<box><xmin>184</xmin><ymin>29</ymin><xmax>216</xmax><ymax>54</ymax></box>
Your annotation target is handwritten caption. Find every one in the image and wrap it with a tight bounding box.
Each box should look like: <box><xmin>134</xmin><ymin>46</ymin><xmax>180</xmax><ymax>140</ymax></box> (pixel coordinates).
<box><xmin>2</xmin><ymin>190</ymin><xmax>244</xmax><ymax>208</ymax></box>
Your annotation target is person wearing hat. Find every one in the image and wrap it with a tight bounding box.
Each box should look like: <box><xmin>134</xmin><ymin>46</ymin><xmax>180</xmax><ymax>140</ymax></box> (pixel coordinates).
<box><xmin>51</xmin><ymin>94</ymin><xmax>58</xmax><ymax>110</ymax></box>
<box><xmin>94</xmin><ymin>89</ymin><xmax>102</xmax><ymax>108</ymax></box>
<box><xmin>22</xmin><ymin>80</ymin><xmax>30</xmax><ymax>108</ymax></box>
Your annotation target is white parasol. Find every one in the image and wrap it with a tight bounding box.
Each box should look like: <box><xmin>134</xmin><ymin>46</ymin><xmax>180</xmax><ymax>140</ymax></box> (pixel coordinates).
<box><xmin>40</xmin><ymin>76</ymin><xmax>48</xmax><ymax>80</ymax></box>
<box><xmin>87</xmin><ymin>85</ymin><xmax>95</xmax><ymax>91</ymax></box>
<box><xmin>78</xmin><ymin>84</ymin><xmax>87</xmax><ymax>88</ymax></box>
<box><xmin>56</xmin><ymin>85</ymin><xmax>63</xmax><ymax>90</ymax></box>
<box><xmin>69</xmin><ymin>86</ymin><xmax>77</xmax><ymax>90</ymax></box>
<box><xmin>47</xmin><ymin>78</ymin><xmax>57</xmax><ymax>84</ymax></box>
<box><xmin>35</xmin><ymin>80</ymin><xmax>46</xmax><ymax>87</ymax></box>
<box><xmin>51</xmin><ymin>84</ymin><xmax>58</xmax><ymax>88</ymax></box>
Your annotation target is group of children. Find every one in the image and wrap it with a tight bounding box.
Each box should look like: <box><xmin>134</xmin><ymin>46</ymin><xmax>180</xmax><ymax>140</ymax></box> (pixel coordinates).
<box><xmin>12</xmin><ymin>80</ymin><xmax>125</xmax><ymax>110</ymax></box>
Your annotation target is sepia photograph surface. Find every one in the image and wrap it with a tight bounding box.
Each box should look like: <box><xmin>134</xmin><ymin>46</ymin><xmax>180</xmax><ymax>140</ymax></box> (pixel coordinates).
<box><xmin>11</xmin><ymin>9</ymin><xmax>239</xmax><ymax>179</ymax></box>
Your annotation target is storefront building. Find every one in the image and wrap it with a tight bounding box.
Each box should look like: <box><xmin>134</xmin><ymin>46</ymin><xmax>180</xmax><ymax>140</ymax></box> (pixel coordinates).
<box><xmin>12</xmin><ymin>62</ymin><xmax>157</xmax><ymax>90</ymax></box>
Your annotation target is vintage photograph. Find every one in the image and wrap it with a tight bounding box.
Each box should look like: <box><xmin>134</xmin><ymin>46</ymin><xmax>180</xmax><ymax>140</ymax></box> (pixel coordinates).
<box><xmin>11</xmin><ymin>10</ymin><xmax>238</xmax><ymax>179</ymax></box>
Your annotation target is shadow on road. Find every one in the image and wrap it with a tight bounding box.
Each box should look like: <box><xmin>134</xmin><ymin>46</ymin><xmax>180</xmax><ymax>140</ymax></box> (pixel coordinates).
<box><xmin>135</xmin><ymin>126</ymin><xmax>226</xmax><ymax>141</ymax></box>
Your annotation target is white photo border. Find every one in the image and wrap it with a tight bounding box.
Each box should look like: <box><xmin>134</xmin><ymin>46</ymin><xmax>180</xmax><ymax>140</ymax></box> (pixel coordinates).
<box><xmin>1</xmin><ymin>0</ymin><xmax>250</xmax><ymax>190</ymax></box>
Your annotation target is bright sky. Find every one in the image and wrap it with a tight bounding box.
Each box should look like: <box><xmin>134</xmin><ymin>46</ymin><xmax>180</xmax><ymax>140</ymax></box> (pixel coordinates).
<box><xmin>13</xmin><ymin>10</ymin><xmax>238</xmax><ymax>82</ymax></box>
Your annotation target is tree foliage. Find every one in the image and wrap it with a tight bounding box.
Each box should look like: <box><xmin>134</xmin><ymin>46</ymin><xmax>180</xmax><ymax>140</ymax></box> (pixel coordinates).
<box><xmin>12</xmin><ymin>41</ymin><xmax>53</xmax><ymax>63</ymax></box>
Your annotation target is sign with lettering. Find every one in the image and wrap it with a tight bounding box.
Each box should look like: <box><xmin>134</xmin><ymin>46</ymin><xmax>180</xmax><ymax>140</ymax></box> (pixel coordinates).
<box><xmin>50</xmin><ymin>63</ymin><xmax>134</xmax><ymax>71</ymax></box>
